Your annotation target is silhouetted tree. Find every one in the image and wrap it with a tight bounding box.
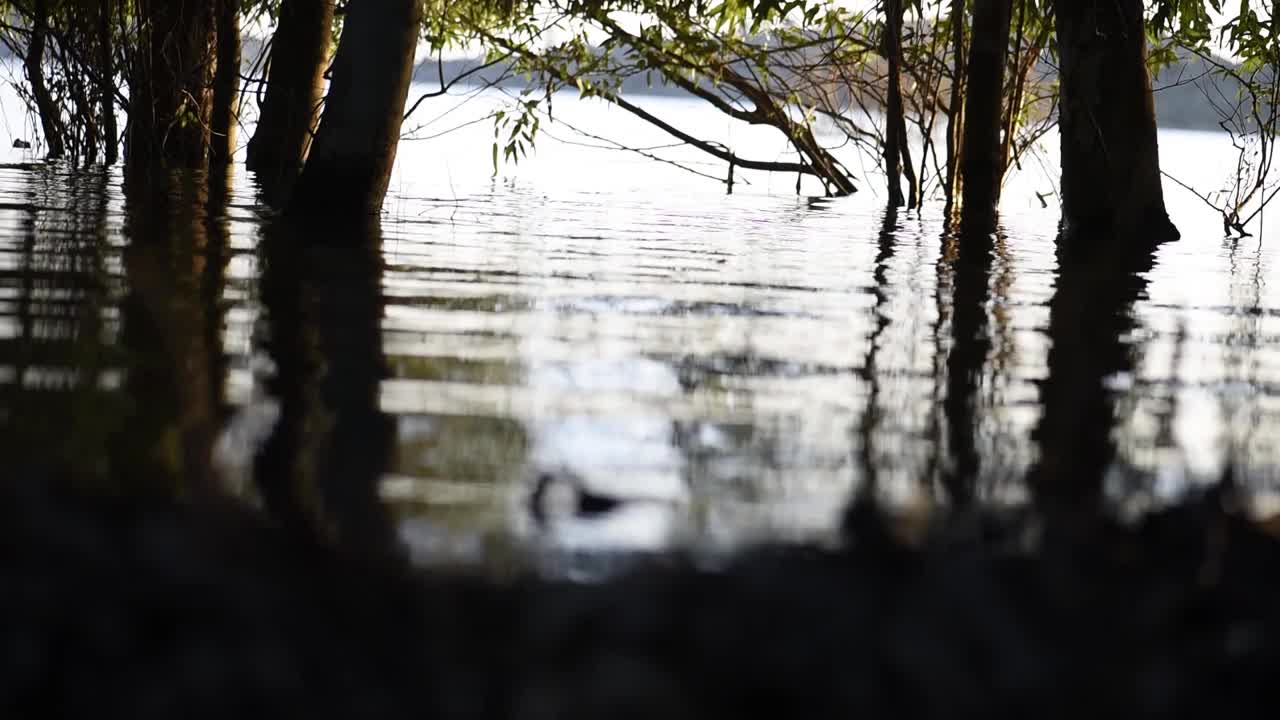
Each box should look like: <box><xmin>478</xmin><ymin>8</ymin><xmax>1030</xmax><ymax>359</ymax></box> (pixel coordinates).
<box><xmin>943</xmin><ymin>0</ymin><xmax>968</xmax><ymax>217</ymax></box>
<box><xmin>1055</xmin><ymin>0</ymin><xmax>1178</xmax><ymax>245</ymax></box>
<box><xmin>210</xmin><ymin>0</ymin><xmax>243</xmax><ymax>167</ymax></box>
<box><xmin>246</xmin><ymin>0</ymin><xmax>336</xmax><ymax>187</ymax></box>
<box><xmin>95</xmin><ymin>0</ymin><xmax>119</xmax><ymax>165</ymax></box>
<box><xmin>289</xmin><ymin>0</ymin><xmax>421</xmax><ymax>216</ymax></box>
<box><xmin>881</xmin><ymin>0</ymin><xmax>917</xmax><ymax>208</ymax></box>
<box><xmin>126</xmin><ymin>0</ymin><xmax>217</xmax><ymax>174</ymax></box>
<box><xmin>959</xmin><ymin>0</ymin><xmax>1012</xmax><ymax>235</ymax></box>
<box><xmin>21</xmin><ymin>0</ymin><xmax>66</xmax><ymax>159</ymax></box>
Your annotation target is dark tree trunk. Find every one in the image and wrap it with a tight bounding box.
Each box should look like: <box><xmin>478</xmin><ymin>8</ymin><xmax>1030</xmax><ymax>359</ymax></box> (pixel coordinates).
<box><xmin>943</xmin><ymin>0</ymin><xmax>966</xmax><ymax>219</ymax></box>
<box><xmin>246</xmin><ymin>0</ymin><xmax>336</xmax><ymax>186</ymax></box>
<box><xmin>959</xmin><ymin>0</ymin><xmax>1013</xmax><ymax>234</ymax></box>
<box><xmin>125</xmin><ymin>0</ymin><xmax>217</xmax><ymax>175</ymax></box>
<box><xmin>288</xmin><ymin>0</ymin><xmax>420</xmax><ymax>217</ymax></box>
<box><xmin>881</xmin><ymin>0</ymin><xmax>918</xmax><ymax>208</ymax></box>
<box><xmin>23</xmin><ymin>0</ymin><xmax>67</xmax><ymax>159</ymax></box>
<box><xmin>209</xmin><ymin>0</ymin><xmax>242</xmax><ymax>167</ymax></box>
<box><xmin>96</xmin><ymin>0</ymin><xmax>119</xmax><ymax>165</ymax></box>
<box><xmin>1054</xmin><ymin>0</ymin><xmax>1178</xmax><ymax>245</ymax></box>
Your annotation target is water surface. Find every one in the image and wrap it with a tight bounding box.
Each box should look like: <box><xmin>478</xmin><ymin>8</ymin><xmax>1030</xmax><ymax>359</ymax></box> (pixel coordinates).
<box><xmin>2</xmin><ymin>90</ymin><xmax>1279</xmax><ymax>561</ymax></box>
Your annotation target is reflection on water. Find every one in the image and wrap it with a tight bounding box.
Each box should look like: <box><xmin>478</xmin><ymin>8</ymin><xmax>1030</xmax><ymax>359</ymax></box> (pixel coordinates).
<box><xmin>3</xmin><ymin>127</ymin><xmax>1280</xmax><ymax>559</ymax></box>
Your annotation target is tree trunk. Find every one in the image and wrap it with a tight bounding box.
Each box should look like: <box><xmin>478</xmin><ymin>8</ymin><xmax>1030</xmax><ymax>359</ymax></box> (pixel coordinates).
<box><xmin>882</xmin><ymin>0</ymin><xmax>918</xmax><ymax>208</ymax></box>
<box><xmin>246</xmin><ymin>0</ymin><xmax>335</xmax><ymax>185</ymax></box>
<box><xmin>288</xmin><ymin>0</ymin><xmax>420</xmax><ymax>217</ymax></box>
<box><xmin>959</xmin><ymin>0</ymin><xmax>1013</xmax><ymax>234</ymax></box>
<box><xmin>96</xmin><ymin>0</ymin><xmax>119</xmax><ymax>165</ymax></box>
<box><xmin>943</xmin><ymin>0</ymin><xmax>966</xmax><ymax>219</ymax></box>
<box><xmin>1054</xmin><ymin>0</ymin><xmax>1178</xmax><ymax>245</ymax></box>
<box><xmin>209</xmin><ymin>0</ymin><xmax>242</xmax><ymax>167</ymax></box>
<box><xmin>125</xmin><ymin>0</ymin><xmax>217</xmax><ymax>175</ymax></box>
<box><xmin>23</xmin><ymin>0</ymin><xmax>67</xmax><ymax>159</ymax></box>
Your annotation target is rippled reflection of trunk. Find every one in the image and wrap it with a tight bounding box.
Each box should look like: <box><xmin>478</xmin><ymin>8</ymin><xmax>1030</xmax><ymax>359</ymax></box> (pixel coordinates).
<box><xmin>112</xmin><ymin>172</ymin><xmax>228</xmax><ymax>496</ymax></box>
<box><xmin>204</xmin><ymin>168</ymin><xmax>234</xmax><ymax>427</ymax></box>
<box><xmin>857</xmin><ymin>206</ymin><xmax>900</xmax><ymax>496</ymax></box>
<box><xmin>1030</xmin><ymin>243</ymin><xmax>1155</xmax><ymax>517</ymax></box>
<box><xmin>941</xmin><ymin>229</ymin><xmax>995</xmax><ymax>506</ymax></box>
<box><xmin>0</xmin><ymin>168</ymin><xmax>114</xmax><ymax>475</ymax></box>
<box><xmin>289</xmin><ymin>0</ymin><xmax>420</xmax><ymax>216</ymax></box>
<box><xmin>246</xmin><ymin>0</ymin><xmax>335</xmax><ymax>189</ymax></box>
<box><xmin>254</xmin><ymin>219</ymin><xmax>400</xmax><ymax>558</ymax></box>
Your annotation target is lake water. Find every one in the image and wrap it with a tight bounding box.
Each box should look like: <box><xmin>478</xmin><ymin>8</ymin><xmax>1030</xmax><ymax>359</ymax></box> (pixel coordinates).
<box><xmin>2</xmin><ymin>83</ymin><xmax>1279</xmax><ymax>561</ymax></box>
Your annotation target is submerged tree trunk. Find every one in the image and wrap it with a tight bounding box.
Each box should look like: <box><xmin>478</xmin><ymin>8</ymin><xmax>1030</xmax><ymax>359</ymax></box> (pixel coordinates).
<box><xmin>943</xmin><ymin>0</ymin><xmax>967</xmax><ymax>219</ymax></box>
<box><xmin>126</xmin><ymin>0</ymin><xmax>217</xmax><ymax>175</ymax></box>
<box><xmin>246</xmin><ymin>0</ymin><xmax>335</xmax><ymax>186</ymax></box>
<box><xmin>1054</xmin><ymin>0</ymin><xmax>1178</xmax><ymax>245</ymax></box>
<box><xmin>288</xmin><ymin>0</ymin><xmax>420</xmax><ymax>217</ymax></box>
<box><xmin>881</xmin><ymin>0</ymin><xmax>918</xmax><ymax>208</ymax></box>
<box><xmin>959</xmin><ymin>0</ymin><xmax>1013</xmax><ymax>234</ymax></box>
<box><xmin>209</xmin><ymin>0</ymin><xmax>242</xmax><ymax>167</ymax></box>
<box><xmin>23</xmin><ymin>0</ymin><xmax>67</xmax><ymax>159</ymax></box>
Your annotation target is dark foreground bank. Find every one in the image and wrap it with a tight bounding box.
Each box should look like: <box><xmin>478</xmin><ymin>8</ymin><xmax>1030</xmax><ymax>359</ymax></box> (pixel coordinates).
<box><xmin>1</xmin><ymin>471</ymin><xmax>1278</xmax><ymax>720</ymax></box>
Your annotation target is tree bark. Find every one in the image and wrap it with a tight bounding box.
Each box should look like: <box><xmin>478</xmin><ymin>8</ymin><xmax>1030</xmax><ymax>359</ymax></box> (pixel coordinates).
<box><xmin>1054</xmin><ymin>0</ymin><xmax>1178</xmax><ymax>245</ymax></box>
<box><xmin>209</xmin><ymin>0</ymin><xmax>242</xmax><ymax>167</ymax></box>
<box><xmin>246</xmin><ymin>0</ymin><xmax>335</xmax><ymax>185</ymax></box>
<box><xmin>288</xmin><ymin>0</ymin><xmax>420</xmax><ymax>217</ymax></box>
<box><xmin>943</xmin><ymin>0</ymin><xmax>966</xmax><ymax>219</ymax></box>
<box><xmin>125</xmin><ymin>0</ymin><xmax>217</xmax><ymax>176</ymax></box>
<box><xmin>23</xmin><ymin>0</ymin><xmax>67</xmax><ymax>159</ymax></box>
<box><xmin>959</xmin><ymin>0</ymin><xmax>1013</xmax><ymax>234</ymax></box>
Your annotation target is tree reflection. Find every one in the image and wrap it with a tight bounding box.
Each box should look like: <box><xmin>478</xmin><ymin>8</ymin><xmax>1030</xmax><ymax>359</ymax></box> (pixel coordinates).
<box><xmin>253</xmin><ymin>216</ymin><xmax>400</xmax><ymax>559</ymax></box>
<box><xmin>112</xmin><ymin>169</ymin><xmax>230</xmax><ymax>495</ymax></box>
<box><xmin>941</xmin><ymin>227</ymin><xmax>996</xmax><ymax>507</ymax></box>
<box><xmin>1030</xmin><ymin>240</ymin><xmax>1158</xmax><ymax>517</ymax></box>
<box><xmin>0</xmin><ymin>165</ymin><xmax>118</xmax><ymax>477</ymax></box>
<box><xmin>857</xmin><ymin>206</ymin><xmax>900</xmax><ymax>498</ymax></box>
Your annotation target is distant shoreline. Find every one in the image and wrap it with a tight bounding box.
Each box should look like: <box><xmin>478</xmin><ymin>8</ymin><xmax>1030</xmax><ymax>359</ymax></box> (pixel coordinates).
<box><xmin>0</xmin><ymin>41</ymin><xmax>1243</xmax><ymax>133</ymax></box>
